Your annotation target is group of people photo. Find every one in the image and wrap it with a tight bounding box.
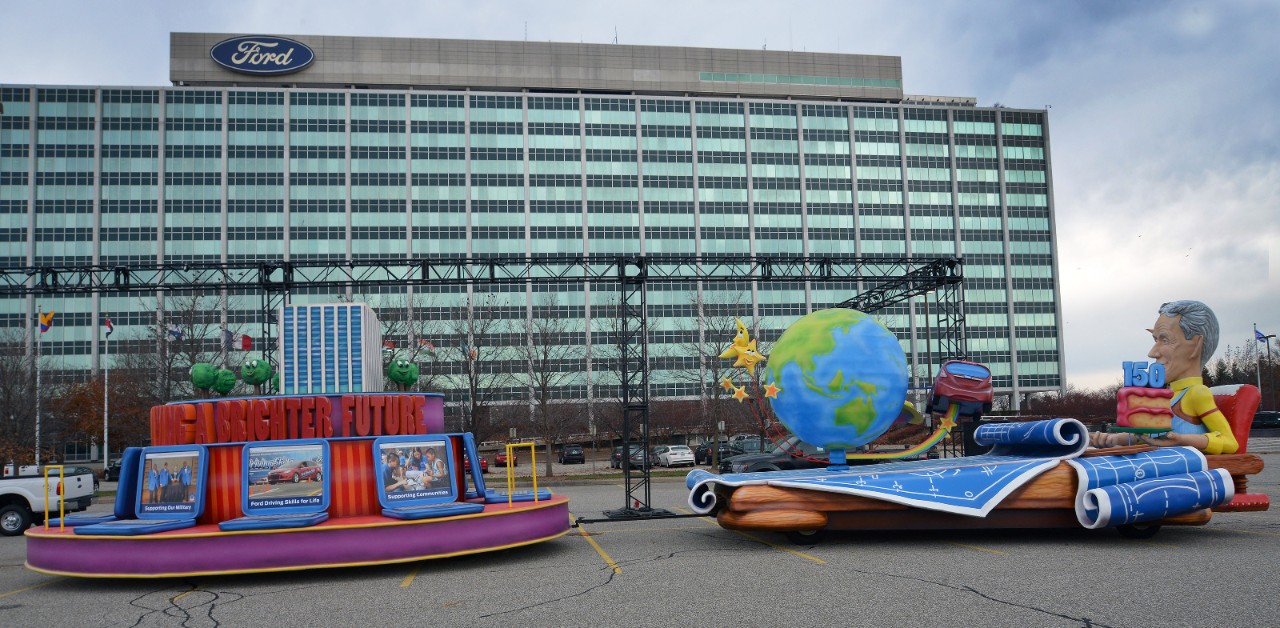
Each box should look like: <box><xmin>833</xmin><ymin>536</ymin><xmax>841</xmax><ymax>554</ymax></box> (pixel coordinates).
<box><xmin>143</xmin><ymin>458</ymin><xmax>197</xmax><ymax>504</ymax></box>
<box><xmin>381</xmin><ymin>444</ymin><xmax>450</xmax><ymax>493</ymax></box>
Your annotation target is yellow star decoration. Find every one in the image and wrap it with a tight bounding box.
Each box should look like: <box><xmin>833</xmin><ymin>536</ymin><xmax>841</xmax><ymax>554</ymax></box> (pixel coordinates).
<box><xmin>718</xmin><ymin>318</ymin><xmax>767</xmax><ymax>376</ymax></box>
<box><xmin>732</xmin><ymin>386</ymin><xmax>750</xmax><ymax>402</ymax></box>
<box><xmin>938</xmin><ymin>414</ymin><xmax>958</xmax><ymax>430</ymax></box>
<box><xmin>763</xmin><ymin>383</ymin><xmax>780</xmax><ymax>399</ymax></box>
<box><xmin>720</xmin><ymin>376</ymin><xmax>735</xmax><ymax>392</ymax></box>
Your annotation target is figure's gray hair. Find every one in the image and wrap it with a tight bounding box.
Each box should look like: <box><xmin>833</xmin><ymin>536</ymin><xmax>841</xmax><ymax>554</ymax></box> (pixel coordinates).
<box><xmin>1158</xmin><ymin>300</ymin><xmax>1219</xmax><ymax>367</ymax></box>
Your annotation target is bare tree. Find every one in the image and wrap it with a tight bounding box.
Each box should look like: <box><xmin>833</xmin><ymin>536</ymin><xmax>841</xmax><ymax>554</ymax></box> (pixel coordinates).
<box><xmin>670</xmin><ymin>286</ymin><xmax>761</xmax><ymax>448</ymax></box>
<box><xmin>142</xmin><ymin>292</ymin><xmax>248</xmax><ymax>400</ymax></box>
<box><xmin>444</xmin><ymin>290</ymin><xmax>518</xmax><ymax>441</ymax></box>
<box><xmin>0</xmin><ymin>328</ymin><xmax>44</xmax><ymax>465</ymax></box>
<box><xmin>360</xmin><ymin>289</ymin><xmax>453</xmax><ymax>393</ymax></box>
<box><xmin>1208</xmin><ymin>342</ymin><xmax>1278</xmax><ymax>408</ymax></box>
<box><xmin>521</xmin><ymin>293</ymin><xmax>587</xmax><ymax>477</ymax></box>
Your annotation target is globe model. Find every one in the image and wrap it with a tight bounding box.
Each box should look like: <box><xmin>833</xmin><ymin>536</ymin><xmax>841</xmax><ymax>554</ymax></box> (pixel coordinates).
<box><xmin>764</xmin><ymin>308</ymin><xmax>908</xmax><ymax>450</ymax></box>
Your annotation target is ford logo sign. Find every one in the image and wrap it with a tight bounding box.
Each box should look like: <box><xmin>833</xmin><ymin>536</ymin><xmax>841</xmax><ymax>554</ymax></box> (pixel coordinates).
<box><xmin>210</xmin><ymin>36</ymin><xmax>314</xmax><ymax>75</ymax></box>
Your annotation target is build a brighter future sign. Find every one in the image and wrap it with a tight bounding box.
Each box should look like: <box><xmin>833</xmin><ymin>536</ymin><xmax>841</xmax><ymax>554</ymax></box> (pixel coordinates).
<box><xmin>150</xmin><ymin>394</ymin><xmax>444</xmax><ymax>446</ymax></box>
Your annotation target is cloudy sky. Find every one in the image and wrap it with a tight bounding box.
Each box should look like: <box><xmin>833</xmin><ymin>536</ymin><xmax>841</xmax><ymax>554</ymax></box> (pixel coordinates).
<box><xmin>3</xmin><ymin>0</ymin><xmax>1277</xmax><ymax>389</ymax></box>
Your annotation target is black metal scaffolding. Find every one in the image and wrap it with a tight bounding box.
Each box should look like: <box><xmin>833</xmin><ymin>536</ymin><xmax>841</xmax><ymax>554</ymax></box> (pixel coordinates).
<box><xmin>2</xmin><ymin>253</ymin><xmax>965</xmax><ymax>517</ymax></box>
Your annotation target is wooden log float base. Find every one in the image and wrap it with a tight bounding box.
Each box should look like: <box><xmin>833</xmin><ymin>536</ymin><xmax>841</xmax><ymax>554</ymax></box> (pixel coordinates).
<box><xmin>709</xmin><ymin>452</ymin><xmax>1266</xmax><ymax>533</ymax></box>
<box><xmin>718</xmin><ymin>509</ymin><xmax>827</xmax><ymax>532</ymax></box>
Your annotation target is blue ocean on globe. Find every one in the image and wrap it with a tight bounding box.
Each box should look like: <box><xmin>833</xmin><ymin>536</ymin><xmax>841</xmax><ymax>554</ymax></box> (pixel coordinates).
<box><xmin>765</xmin><ymin>308</ymin><xmax>908</xmax><ymax>450</ymax></box>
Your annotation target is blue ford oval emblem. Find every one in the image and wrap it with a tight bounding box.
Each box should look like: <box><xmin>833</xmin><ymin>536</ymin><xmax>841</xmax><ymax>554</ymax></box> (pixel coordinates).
<box><xmin>210</xmin><ymin>36</ymin><xmax>314</xmax><ymax>75</ymax></box>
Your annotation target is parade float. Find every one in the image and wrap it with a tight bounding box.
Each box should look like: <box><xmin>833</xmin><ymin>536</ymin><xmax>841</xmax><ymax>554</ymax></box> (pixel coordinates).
<box><xmin>26</xmin><ymin>303</ymin><xmax>567</xmax><ymax>578</ymax></box>
<box><xmin>689</xmin><ymin>304</ymin><xmax>1268</xmax><ymax>542</ymax></box>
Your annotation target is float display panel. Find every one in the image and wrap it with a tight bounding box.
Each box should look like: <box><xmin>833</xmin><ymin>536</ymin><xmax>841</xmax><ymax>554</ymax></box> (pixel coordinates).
<box><xmin>373</xmin><ymin>436</ymin><xmax>458</xmax><ymax>509</ymax></box>
<box><xmin>241</xmin><ymin>439</ymin><xmax>331</xmax><ymax>516</ymax></box>
<box><xmin>135</xmin><ymin>445</ymin><xmax>206</xmax><ymax>519</ymax></box>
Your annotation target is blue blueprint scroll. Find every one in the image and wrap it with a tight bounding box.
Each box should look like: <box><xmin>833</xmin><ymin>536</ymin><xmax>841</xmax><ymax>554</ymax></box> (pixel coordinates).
<box><xmin>1066</xmin><ymin>447</ymin><xmax>1234</xmax><ymax>528</ymax></box>
<box><xmin>973</xmin><ymin>418</ymin><xmax>1090</xmax><ymax>458</ymax></box>
<box><xmin>687</xmin><ymin>418</ymin><xmax>1089</xmax><ymax>518</ymax></box>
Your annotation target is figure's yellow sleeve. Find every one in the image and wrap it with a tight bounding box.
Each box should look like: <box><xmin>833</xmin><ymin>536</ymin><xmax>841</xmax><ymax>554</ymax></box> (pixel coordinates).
<box><xmin>1182</xmin><ymin>386</ymin><xmax>1238</xmax><ymax>455</ymax></box>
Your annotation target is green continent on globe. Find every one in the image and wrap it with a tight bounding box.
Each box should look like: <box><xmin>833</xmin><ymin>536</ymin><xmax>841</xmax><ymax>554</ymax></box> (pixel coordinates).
<box><xmin>766</xmin><ymin>308</ymin><xmax>867</xmax><ymax>379</ymax></box>
<box><xmin>764</xmin><ymin>308</ymin><xmax>907</xmax><ymax>450</ymax></box>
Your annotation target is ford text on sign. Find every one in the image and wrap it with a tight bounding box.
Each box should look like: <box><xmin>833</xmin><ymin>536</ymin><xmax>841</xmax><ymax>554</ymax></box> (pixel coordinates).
<box><xmin>210</xmin><ymin>35</ymin><xmax>315</xmax><ymax>75</ymax></box>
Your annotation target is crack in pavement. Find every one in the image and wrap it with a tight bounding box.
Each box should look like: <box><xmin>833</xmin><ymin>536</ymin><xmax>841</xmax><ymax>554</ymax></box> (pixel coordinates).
<box><xmin>478</xmin><ymin>565</ymin><xmax>620</xmax><ymax>618</ymax></box>
<box><xmin>843</xmin><ymin>567</ymin><xmax>1117</xmax><ymax>628</ymax></box>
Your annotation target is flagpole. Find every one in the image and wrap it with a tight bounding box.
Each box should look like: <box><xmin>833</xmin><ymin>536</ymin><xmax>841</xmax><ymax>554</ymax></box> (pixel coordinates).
<box><xmin>35</xmin><ymin>307</ymin><xmax>42</xmax><ymax>466</ymax></box>
<box><xmin>103</xmin><ymin>321</ymin><xmax>110</xmax><ymax>467</ymax></box>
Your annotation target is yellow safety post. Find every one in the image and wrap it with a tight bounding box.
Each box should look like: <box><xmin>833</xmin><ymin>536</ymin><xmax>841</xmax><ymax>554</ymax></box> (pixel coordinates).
<box><xmin>43</xmin><ymin>464</ymin><xmax>66</xmax><ymax>531</ymax></box>
<box><xmin>505</xmin><ymin>442</ymin><xmax>540</xmax><ymax>507</ymax></box>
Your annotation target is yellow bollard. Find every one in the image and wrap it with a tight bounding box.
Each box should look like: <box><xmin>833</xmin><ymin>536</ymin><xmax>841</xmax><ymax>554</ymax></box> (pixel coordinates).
<box><xmin>43</xmin><ymin>465</ymin><xmax>67</xmax><ymax>531</ymax></box>
<box><xmin>504</xmin><ymin>442</ymin><xmax>540</xmax><ymax>508</ymax></box>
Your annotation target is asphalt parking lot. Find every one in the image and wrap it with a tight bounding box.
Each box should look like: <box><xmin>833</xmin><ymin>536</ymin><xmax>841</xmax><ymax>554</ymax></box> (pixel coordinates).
<box><xmin>3</xmin><ymin>450</ymin><xmax>1280</xmax><ymax>628</ymax></box>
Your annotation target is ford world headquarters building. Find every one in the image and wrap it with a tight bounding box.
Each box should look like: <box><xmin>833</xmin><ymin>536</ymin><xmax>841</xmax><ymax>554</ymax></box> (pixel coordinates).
<box><xmin>0</xmin><ymin>33</ymin><xmax>1062</xmax><ymax>414</ymax></box>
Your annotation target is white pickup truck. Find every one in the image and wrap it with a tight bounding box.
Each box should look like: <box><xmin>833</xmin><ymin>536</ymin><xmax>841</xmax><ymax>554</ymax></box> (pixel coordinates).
<box><xmin>0</xmin><ymin>467</ymin><xmax>96</xmax><ymax>536</ymax></box>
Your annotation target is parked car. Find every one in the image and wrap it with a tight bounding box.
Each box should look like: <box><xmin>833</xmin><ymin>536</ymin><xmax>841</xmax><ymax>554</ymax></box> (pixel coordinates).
<box><xmin>268</xmin><ymin>459</ymin><xmax>323</xmax><ymax>484</ymax></box>
<box><xmin>720</xmin><ymin>436</ymin><xmax>830</xmax><ymax>474</ymax></box>
<box><xmin>731</xmin><ymin>438</ymin><xmax>765</xmax><ymax>455</ymax></box>
<box><xmin>558</xmin><ymin>444</ymin><xmax>586</xmax><ymax>465</ymax></box>
<box><xmin>628</xmin><ymin>448</ymin><xmax>653</xmax><ymax>470</ymax></box>
<box><xmin>0</xmin><ymin>467</ymin><xmax>95</xmax><ymax>536</ymax></box>
<box><xmin>694</xmin><ymin>442</ymin><xmax>736</xmax><ymax>466</ymax></box>
<box><xmin>1252</xmin><ymin>410</ymin><xmax>1280</xmax><ymax>430</ymax></box>
<box><xmin>610</xmin><ymin>444</ymin><xmax>644</xmax><ymax>469</ymax></box>
<box><xmin>463</xmin><ymin>454</ymin><xmax>489</xmax><ymax>474</ymax></box>
<box><xmin>494</xmin><ymin>451</ymin><xmax>518</xmax><ymax>467</ymax></box>
<box><xmin>654</xmin><ymin>445</ymin><xmax>695</xmax><ymax>467</ymax></box>
<box><xmin>103</xmin><ymin>459</ymin><xmax>125</xmax><ymax>482</ymax></box>
<box><xmin>62</xmin><ymin>466</ymin><xmax>101</xmax><ymax>492</ymax></box>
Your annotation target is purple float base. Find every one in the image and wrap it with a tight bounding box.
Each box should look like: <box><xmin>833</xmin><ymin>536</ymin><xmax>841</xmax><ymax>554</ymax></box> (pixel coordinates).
<box><xmin>26</xmin><ymin>497</ymin><xmax>569</xmax><ymax>578</ymax></box>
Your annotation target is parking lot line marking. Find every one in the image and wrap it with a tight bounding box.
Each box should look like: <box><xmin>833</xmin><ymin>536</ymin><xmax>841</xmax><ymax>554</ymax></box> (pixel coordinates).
<box><xmin>0</xmin><ymin>578</ymin><xmax>59</xmax><ymax>599</ymax></box>
<box><xmin>571</xmin><ymin>515</ymin><xmax>622</xmax><ymax>574</ymax></box>
<box><xmin>733</xmin><ymin>530</ymin><xmax>827</xmax><ymax>564</ymax></box>
<box><xmin>948</xmin><ymin>542</ymin><xmax>1008</xmax><ymax>556</ymax></box>
<box><xmin>172</xmin><ymin>588</ymin><xmax>196</xmax><ymax>602</ymax></box>
<box><xmin>674</xmin><ymin>507</ymin><xmax>826</xmax><ymax>565</ymax></box>
<box><xmin>401</xmin><ymin>565</ymin><xmax>420</xmax><ymax>588</ymax></box>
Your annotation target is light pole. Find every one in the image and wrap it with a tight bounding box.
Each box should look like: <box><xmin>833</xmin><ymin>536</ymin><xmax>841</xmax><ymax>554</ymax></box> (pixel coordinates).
<box><xmin>1265</xmin><ymin>333</ymin><xmax>1277</xmax><ymax>410</ymax></box>
<box><xmin>103</xmin><ymin>318</ymin><xmax>111</xmax><ymax>466</ymax></box>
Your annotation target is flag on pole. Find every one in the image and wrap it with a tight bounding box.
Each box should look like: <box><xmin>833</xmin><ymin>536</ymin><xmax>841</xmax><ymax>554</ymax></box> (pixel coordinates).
<box><xmin>103</xmin><ymin>316</ymin><xmax>114</xmax><ymax>338</ymax></box>
<box><xmin>222</xmin><ymin>328</ymin><xmax>236</xmax><ymax>351</ymax></box>
<box><xmin>1257</xmin><ymin>329</ymin><xmax>1270</xmax><ymax>342</ymax></box>
<box><xmin>168</xmin><ymin>323</ymin><xmax>183</xmax><ymax>341</ymax></box>
<box><xmin>241</xmin><ymin>334</ymin><xmax>252</xmax><ymax>351</ymax></box>
<box><xmin>39</xmin><ymin>311</ymin><xmax>56</xmax><ymax>333</ymax></box>
<box><xmin>383</xmin><ymin>340</ymin><xmax>396</xmax><ymax>350</ymax></box>
<box><xmin>418</xmin><ymin>339</ymin><xmax>436</xmax><ymax>356</ymax></box>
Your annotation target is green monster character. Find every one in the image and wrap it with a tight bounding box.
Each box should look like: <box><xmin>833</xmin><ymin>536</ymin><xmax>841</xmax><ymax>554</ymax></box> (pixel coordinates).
<box><xmin>386</xmin><ymin>359</ymin><xmax>419</xmax><ymax>390</ymax></box>
<box><xmin>190</xmin><ymin>363</ymin><xmax>218</xmax><ymax>391</ymax></box>
<box><xmin>271</xmin><ymin>371</ymin><xmax>280</xmax><ymax>394</ymax></box>
<box><xmin>212</xmin><ymin>368</ymin><xmax>238</xmax><ymax>395</ymax></box>
<box><xmin>241</xmin><ymin>358</ymin><xmax>273</xmax><ymax>388</ymax></box>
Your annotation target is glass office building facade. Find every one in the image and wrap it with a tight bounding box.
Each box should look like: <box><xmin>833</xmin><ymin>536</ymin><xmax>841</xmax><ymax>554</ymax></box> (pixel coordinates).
<box><xmin>0</xmin><ymin>35</ymin><xmax>1062</xmax><ymax>407</ymax></box>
